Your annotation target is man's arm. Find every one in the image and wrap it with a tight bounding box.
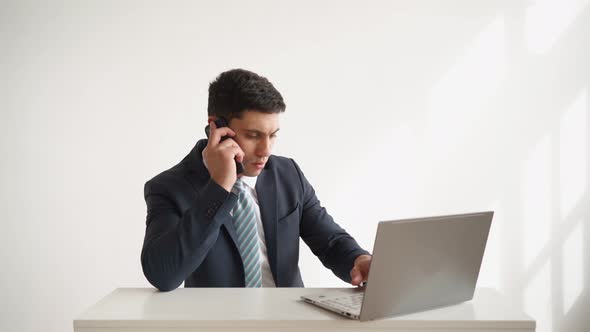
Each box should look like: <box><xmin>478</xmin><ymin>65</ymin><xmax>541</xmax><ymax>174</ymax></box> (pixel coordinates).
<box><xmin>291</xmin><ymin>160</ymin><xmax>371</xmax><ymax>283</ymax></box>
<box><xmin>142</xmin><ymin>123</ymin><xmax>244</xmax><ymax>291</ymax></box>
<box><xmin>140</xmin><ymin>178</ymin><xmax>236</xmax><ymax>291</ymax></box>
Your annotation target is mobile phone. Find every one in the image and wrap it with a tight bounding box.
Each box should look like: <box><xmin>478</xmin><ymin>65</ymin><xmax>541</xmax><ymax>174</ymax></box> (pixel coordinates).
<box><xmin>204</xmin><ymin>117</ymin><xmax>245</xmax><ymax>175</ymax></box>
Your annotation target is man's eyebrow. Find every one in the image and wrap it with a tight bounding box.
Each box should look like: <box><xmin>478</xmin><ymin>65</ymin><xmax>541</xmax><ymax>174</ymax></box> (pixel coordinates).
<box><xmin>244</xmin><ymin>128</ymin><xmax>281</xmax><ymax>135</ymax></box>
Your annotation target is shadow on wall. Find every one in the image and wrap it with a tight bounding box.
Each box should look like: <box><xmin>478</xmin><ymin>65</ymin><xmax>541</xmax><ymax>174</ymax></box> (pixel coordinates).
<box><xmin>506</xmin><ymin>2</ymin><xmax>588</xmax><ymax>332</ymax></box>
<box><xmin>419</xmin><ymin>1</ymin><xmax>590</xmax><ymax>331</ymax></box>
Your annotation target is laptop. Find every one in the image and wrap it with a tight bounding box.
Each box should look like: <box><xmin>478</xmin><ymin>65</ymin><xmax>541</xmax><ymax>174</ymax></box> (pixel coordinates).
<box><xmin>301</xmin><ymin>211</ymin><xmax>493</xmax><ymax>321</ymax></box>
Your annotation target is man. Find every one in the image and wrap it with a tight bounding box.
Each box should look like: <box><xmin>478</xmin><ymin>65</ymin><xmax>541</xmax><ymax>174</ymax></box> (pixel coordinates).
<box><xmin>141</xmin><ymin>69</ymin><xmax>371</xmax><ymax>291</ymax></box>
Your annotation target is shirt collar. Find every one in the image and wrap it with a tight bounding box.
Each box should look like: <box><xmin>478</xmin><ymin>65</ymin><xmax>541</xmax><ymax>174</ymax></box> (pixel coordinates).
<box><xmin>240</xmin><ymin>174</ymin><xmax>258</xmax><ymax>191</ymax></box>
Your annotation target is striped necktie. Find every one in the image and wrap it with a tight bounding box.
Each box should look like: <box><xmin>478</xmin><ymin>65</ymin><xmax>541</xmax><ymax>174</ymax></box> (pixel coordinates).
<box><xmin>232</xmin><ymin>179</ymin><xmax>262</xmax><ymax>288</ymax></box>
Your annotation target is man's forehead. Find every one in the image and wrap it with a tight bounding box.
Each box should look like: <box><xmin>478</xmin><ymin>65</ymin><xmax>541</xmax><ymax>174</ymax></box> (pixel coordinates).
<box><xmin>233</xmin><ymin>111</ymin><xmax>280</xmax><ymax>132</ymax></box>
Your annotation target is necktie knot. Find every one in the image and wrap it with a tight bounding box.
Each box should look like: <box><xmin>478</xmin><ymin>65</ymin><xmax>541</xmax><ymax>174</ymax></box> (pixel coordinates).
<box><xmin>233</xmin><ymin>179</ymin><xmax>247</xmax><ymax>197</ymax></box>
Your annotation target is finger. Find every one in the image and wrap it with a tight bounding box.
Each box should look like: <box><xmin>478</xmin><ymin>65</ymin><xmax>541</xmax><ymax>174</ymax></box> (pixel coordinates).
<box><xmin>361</xmin><ymin>270</ymin><xmax>369</xmax><ymax>282</ymax></box>
<box><xmin>235</xmin><ymin>149</ymin><xmax>245</xmax><ymax>163</ymax></box>
<box><xmin>209</xmin><ymin>123</ymin><xmax>236</xmax><ymax>146</ymax></box>
<box><xmin>217</xmin><ymin>137</ymin><xmax>240</xmax><ymax>149</ymax></box>
<box><xmin>210</xmin><ymin>127</ymin><xmax>236</xmax><ymax>146</ymax></box>
<box><xmin>219</xmin><ymin>140</ymin><xmax>245</xmax><ymax>164</ymax></box>
<box><xmin>352</xmin><ymin>276</ymin><xmax>362</xmax><ymax>286</ymax></box>
<box><xmin>362</xmin><ymin>265</ymin><xmax>371</xmax><ymax>279</ymax></box>
<box><xmin>350</xmin><ymin>267</ymin><xmax>362</xmax><ymax>286</ymax></box>
<box><xmin>227</xmin><ymin>146</ymin><xmax>245</xmax><ymax>161</ymax></box>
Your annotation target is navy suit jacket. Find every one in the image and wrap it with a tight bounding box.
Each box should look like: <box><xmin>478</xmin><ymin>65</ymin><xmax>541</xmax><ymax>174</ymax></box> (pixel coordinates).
<box><xmin>141</xmin><ymin>139</ymin><xmax>369</xmax><ymax>291</ymax></box>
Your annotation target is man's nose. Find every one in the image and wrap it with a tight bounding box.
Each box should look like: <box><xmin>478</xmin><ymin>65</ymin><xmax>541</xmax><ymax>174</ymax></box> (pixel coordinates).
<box><xmin>256</xmin><ymin>137</ymin><xmax>272</xmax><ymax>157</ymax></box>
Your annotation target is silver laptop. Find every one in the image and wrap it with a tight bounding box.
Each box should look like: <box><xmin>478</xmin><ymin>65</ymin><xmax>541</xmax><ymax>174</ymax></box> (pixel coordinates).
<box><xmin>301</xmin><ymin>211</ymin><xmax>493</xmax><ymax>321</ymax></box>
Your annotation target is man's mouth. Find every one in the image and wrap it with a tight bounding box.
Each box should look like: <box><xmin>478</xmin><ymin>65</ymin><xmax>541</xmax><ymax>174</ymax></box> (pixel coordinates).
<box><xmin>252</xmin><ymin>161</ymin><xmax>265</xmax><ymax>169</ymax></box>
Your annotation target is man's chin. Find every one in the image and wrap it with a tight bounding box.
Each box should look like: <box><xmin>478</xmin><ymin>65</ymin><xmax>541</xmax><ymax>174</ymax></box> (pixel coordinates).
<box><xmin>241</xmin><ymin>167</ymin><xmax>263</xmax><ymax>177</ymax></box>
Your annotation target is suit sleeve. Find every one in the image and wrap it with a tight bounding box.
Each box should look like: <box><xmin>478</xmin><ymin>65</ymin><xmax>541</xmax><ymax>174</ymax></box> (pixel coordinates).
<box><xmin>292</xmin><ymin>160</ymin><xmax>370</xmax><ymax>283</ymax></box>
<box><xmin>140</xmin><ymin>178</ymin><xmax>237</xmax><ymax>291</ymax></box>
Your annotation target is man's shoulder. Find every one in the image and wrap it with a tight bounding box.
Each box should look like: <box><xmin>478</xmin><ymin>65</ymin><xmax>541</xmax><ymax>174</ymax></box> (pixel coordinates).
<box><xmin>269</xmin><ymin>155</ymin><xmax>303</xmax><ymax>173</ymax></box>
<box><xmin>269</xmin><ymin>154</ymin><xmax>292</xmax><ymax>167</ymax></box>
<box><xmin>145</xmin><ymin>140</ymin><xmax>206</xmax><ymax>192</ymax></box>
<box><xmin>268</xmin><ymin>155</ymin><xmax>307</xmax><ymax>186</ymax></box>
<box><xmin>144</xmin><ymin>154</ymin><xmax>194</xmax><ymax>196</ymax></box>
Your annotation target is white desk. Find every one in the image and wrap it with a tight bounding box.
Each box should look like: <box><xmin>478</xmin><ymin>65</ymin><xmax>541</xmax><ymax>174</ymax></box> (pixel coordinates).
<box><xmin>74</xmin><ymin>288</ymin><xmax>535</xmax><ymax>332</ymax></box>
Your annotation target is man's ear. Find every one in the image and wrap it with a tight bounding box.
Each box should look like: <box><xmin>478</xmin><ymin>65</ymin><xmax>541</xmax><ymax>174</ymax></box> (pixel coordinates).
<box><xmin>207</xmin><ymin>115</ymin><xmax>216</xmax><ymax>124</ymax></box>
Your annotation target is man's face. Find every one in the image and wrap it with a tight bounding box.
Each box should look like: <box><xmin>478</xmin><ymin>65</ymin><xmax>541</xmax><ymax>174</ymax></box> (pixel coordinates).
<box><xmin>227</xmin><ymin>111</ymin><xmax>280</xmax><ymax>177</ymax></box>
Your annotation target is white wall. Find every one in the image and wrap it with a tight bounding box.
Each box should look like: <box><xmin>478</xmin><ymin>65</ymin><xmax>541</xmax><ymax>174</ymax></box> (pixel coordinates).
<box><xmin>1</xmin><ymin>1</ymin><xmax>588</xmax><ymax>331</ymax></box>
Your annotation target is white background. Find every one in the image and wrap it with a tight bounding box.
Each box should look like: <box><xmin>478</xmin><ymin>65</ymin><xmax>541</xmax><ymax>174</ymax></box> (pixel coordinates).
<box><xmin>1</xmin><ymin>1</ymin><xmax>589</xmax><ymax>331</ymax></box>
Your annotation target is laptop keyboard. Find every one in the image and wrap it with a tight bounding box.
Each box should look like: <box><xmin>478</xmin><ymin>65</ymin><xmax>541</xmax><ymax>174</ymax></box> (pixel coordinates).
<box><xmin>321</xmin><ymin>293</ymin><xmax>364</xmax><ymax>312</ymax></box>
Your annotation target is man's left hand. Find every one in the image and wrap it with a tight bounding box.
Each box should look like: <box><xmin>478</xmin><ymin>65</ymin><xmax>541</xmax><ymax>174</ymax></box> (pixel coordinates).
<box><xmin>350</xmin><ymin>254</ymin><xmax>372</xmax><ymax>286</ymax></box>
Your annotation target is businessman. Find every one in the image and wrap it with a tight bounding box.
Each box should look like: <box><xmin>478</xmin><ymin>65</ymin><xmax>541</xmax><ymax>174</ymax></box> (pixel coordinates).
<box><xmin>141</xmin><ymin>69</ymin><xmax>371</xmax><ymax>291</ymax></box>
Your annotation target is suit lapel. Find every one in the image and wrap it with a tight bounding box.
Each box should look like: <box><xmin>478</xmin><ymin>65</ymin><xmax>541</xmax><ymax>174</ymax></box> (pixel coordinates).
<box><xmin>256</xmin><ymin>165</ymin><xmax>278</xmax><ymax>283</ymax></box>
<box><xmin>221</xmin><ymin>218</ymin><xmax>239</xmax><ymax>251</ymax></box>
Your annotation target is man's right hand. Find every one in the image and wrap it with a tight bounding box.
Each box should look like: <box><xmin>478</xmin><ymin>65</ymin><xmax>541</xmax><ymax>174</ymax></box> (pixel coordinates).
<box><xmin>202</xmin><ymin>120</ymin><xmax>245</xmax><ymax>193</ymax></box>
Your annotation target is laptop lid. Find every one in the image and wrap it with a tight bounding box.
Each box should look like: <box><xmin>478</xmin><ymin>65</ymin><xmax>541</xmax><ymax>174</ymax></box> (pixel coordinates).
<box><xmin>360</xmin><ymin>211</ymin><xmax>493</xmax><ymax>321</ymax></box>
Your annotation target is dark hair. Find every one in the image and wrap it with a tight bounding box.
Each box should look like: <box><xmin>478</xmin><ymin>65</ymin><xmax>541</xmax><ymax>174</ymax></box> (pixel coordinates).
<box><xmin>207</xmin><ymin>69</ymin><xmax>286</xmax><ymax>120</ymax></box>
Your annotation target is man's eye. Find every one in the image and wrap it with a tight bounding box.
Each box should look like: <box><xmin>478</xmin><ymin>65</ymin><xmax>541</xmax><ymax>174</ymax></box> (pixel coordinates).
<box><xmin>245</xmin><ymin>133</ymin><xmax>277</xmax><ymax>139</ymax></box>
